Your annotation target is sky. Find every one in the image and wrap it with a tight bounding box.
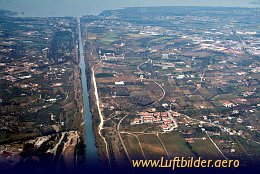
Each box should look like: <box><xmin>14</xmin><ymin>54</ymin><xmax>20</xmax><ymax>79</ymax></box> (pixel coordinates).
<box><xmin>0</xmin><ymin>0</ymin><xmax>259</xmax><ymax>17</ymax></box>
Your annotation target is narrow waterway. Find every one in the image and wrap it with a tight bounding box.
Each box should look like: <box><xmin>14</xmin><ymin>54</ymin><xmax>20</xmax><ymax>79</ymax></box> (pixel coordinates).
<box><xmin>77</xmin><ymin>17</ymin><xmax>99</xmax><ymax>167</ymax></box>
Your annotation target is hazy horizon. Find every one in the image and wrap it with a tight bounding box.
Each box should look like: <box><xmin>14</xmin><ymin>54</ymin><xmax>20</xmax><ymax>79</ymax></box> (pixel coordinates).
<box><xmin>0</xmin><ymin>0</ymin><xmax>259</xmax><ymax>17</ymax></box>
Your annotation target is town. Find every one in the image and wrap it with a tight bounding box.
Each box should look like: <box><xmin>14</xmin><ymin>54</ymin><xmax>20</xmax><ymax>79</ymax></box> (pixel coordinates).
<box><xmin>131</xmin><ymin>110</ymin><xmax>179</xmax><ymax>132</ymax></box>
<box><xmin>81</xmin><ymin>6</ymin><xmax>260</xmax><ymax>169</ymax></box>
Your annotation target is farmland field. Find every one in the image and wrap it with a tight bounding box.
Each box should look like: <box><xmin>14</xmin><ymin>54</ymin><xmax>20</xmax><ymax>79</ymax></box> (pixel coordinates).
<box><xmin>189</xmin><ymin>136</ymin><xmax>224</xmax><ymax>160</ymax></box>
<box><xmin>159</xmin><ymin>132</ymin><xmax>196</xmax><ymax>158</ymax></box>
<box><xmin>138</xmin><ymin>134</ymin><xmax>168</xmax><ymax>160</ymax></box>
<box><xmin>121</xmin><ymin>134</ymin><xmax>145</xmax><ymax>160</ymax></box>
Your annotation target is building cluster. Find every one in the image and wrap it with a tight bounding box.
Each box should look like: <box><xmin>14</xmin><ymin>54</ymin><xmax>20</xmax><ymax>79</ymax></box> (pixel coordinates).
<box><xmin>131</xmin><ymin>111</ymin><xmax>180</xmax><ymax>131</ymax></box>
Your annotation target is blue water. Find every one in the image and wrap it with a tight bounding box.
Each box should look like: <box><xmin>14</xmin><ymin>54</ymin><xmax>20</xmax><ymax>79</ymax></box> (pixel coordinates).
<box><xmin>78</xmin><ymin>18</ymin><xmax>100</xmax><ymax>168</ymax></box>
<box><xmin>0</xmin><ymin>0</ymin><xmax>256</xmax><ymax>17</ymax></box>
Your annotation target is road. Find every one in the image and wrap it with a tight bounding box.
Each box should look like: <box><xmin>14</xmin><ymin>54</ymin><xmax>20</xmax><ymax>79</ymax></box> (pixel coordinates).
<box><xmin>184</xmin><ymin>115</ymin><xmax>260</xmax><ymax>148</ymax></box>
<box><xmin>116</xmin><ymin>115</ymin><xmax>131</xmax><ymax>163</ymax></box>
<box><xmin>153</xmin><ymin>80</ymin><xmax>166</xmax><ymax>103</ymax></box>
<box><xmin>205</xmin><ymin>131</ymin><xmax>228</xmax><ymax>160</ymax></box>
<box><xmin>137</xmin><ymin>59</ymin><xmax>149</xmax><ymax>73</ymax></box>
<box><xmin>137</xmin><ymin>58</ymin><xmax>166</xmax><ymax>104</ymax></box>
<box><xmin>92</xmin><ymin>63</ymin><xmax>111</xmax><ymax>167</ymax></box>
<box><xmin>193</xmin><ymin>70</ymin><xmax>205</xmax><ymax>94</ymax></box>
<box><xmin>120</xmin><ymin>131</ymin><xmax>147</xmax><ymax>160</ymax></box>
<box><xmin>156</xmin><ymin>133</ymin><xmax>170</xmax><ymax>159</ymax></box>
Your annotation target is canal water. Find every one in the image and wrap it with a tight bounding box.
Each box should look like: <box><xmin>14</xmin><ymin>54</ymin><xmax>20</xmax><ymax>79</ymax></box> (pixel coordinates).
<box><xmin>77</xmin><ymin>18</ymin><xmax>99</xmax><ymax>168</ymax></box>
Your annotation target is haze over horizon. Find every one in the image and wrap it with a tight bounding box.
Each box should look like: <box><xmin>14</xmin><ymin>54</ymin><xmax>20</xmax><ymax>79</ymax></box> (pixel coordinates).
<box><xmin>0</xmin><ymin>0</ymin><xmax>259</xmax><ymax>17</ymax></box>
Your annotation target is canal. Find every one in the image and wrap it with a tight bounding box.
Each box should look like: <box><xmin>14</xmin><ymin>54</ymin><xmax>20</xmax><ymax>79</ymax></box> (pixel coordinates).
<box><xmin>77</xmin><ymin>17</ymin><xmax>99</xmax><ymax>168</ymax></box>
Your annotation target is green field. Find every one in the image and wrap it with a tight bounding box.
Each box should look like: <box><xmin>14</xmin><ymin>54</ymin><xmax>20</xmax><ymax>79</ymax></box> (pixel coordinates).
<box><xmin>100</xmin><ymin>32</ymin><xmax>118</xmax><ymax>44</ymax></box>
<box><xmin>159</xmin><ymin>132</ymin><xmax>196</xmax><ymax>158</ymax></box>
<box><xmin>189</xmin><ymin>136</ymin><xmax>224</xmax><ymax>160</ymax></box>
<box><xmin>121</xmin><ymin>134</ymin><xmax>145</xmax><ymax>160</ymax></box>
<box><xmin>138</xmin><ymin>134</ymin><xmax>168</xmax><ymax>160</ymax></box>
